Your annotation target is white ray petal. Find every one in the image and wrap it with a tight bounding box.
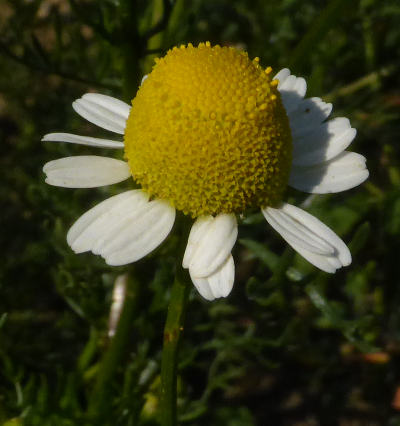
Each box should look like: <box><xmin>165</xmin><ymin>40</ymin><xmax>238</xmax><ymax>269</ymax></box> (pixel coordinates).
<box><xmin>277</xmin><ymin>72</ymin><xmax>307</xmax><ymax>114</ymax></box>
<box><xmin>182</xmin><ymin>216</ymin><xmax>214</xmax><ymax>268</ymax></box>
<box><xmin>72</xmin><ymin>99</ymin><xmax>126</xmax><ymax>134</ymax></box>
<box><xmin>206</xmin><ymin>255</ymin><xmax>235</xmax><ymax>298</ymax></box>
<box><xmin>99</xmin><ymin>200</ymin><xmax>172</xmax><ymax>257</ymax></box>
<box><xmin>279</xmin><ymin>203</ymin><xmax>351</xmax><ymax>265</ymax></box>
<box><xmin>326</xmin><ymin>255</ymin><xmax>343</xmax><ymax>270</ymax></box>
<box><xmin>186</xmin><ymin>214</ymin><xmax>238</xmax><ymax>278</ymax></box>
<box><xmin>273</xmin><ymin>68</ymin><xmax>290</xmax><ymax>86</ymax></box>
<box><xmin>189</xmin><ymin>255</ymin><xmax>234</xmax><ymax>301</ymax></box>
<box><xmin>262</xmin><ymin>203</ymin><xmax>351</xmax><ymax>273</ymax></box>
<box><xmin>67</xmin><ymin>190</ymin><xmax>175</xmax><ymax>266</ymax></box>
<box><xmin>292</xmin><ymin>118</ymin><xmax>357</xmax><ymax>166</ymax></box>
<box><xmin>67</xmin><ymin>190</ymin><xmax>149</xmax><ymax>253</ymax></box>
<box><xmin>189</xmin><ymin>273</ymin><xmax>215</xmax><ymax>301</ymax></box>
<box><xmin>287</xmin><ymin>240</ymin><xmax>339</xmax><ymax>273</ymax></box>
<box><xmin>81</xmin><ymin>93</ymin><xmax>131</xmax><ymax>121</ymax></box>
<box><xmin>90</xmin><ymin>200</ymin><xmax>153</xmax><ymax>255</ymax></box>
<box><xmin>289</xmin><ymin>151</ymin><xmax>369</xmax><ymax>193</ymax></box>
<box><xmin>263</xmin><ymin>208</ymin><xmax>334</xmax><ymax>255</ymax></box>
<box><xmin>288</xmin><ymin>97</ymin><xmax>333</xmax><ymax>129</ymax></box>
<box><xmin>279</xmin><ymin>74</ymin><xmax>306</xmax><ymax>96</ymax></box>
<box><xmin>43</xmin><ymin>156</ymin><xmax>130</xmax><ymax>188</ymax></box>
<box><xmin>104</xmin><ymin>200</ymin><xmax>175</xmax><ymax>266</ymax></box>
<box><xmin>42</xmin><ymin>133</ymin><xmax>124</xmax><ymax>149</ymax></box>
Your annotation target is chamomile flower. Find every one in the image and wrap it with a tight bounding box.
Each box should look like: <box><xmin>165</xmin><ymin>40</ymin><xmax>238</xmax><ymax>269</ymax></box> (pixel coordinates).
<box><xmin>43</xmin><ymin>43</ymin><xmax>368</xmax><ymax>301</ymax></box>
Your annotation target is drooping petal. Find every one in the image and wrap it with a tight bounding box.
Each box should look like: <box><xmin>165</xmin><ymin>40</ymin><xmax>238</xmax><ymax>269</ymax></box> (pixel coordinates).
<box><xmin>206</xmin><ymin>255</ymin><xmax>235</xmax><ymax>298</ymax></box>
<box><xmin>262</xmin><ymin>203</ymin><xmax>351</xmax><ymax>273</ymax></box>
<box><xmin>189</xmin><ymin>273</ymin><xmax>214</xmax><ymax>301</ymax></box>
<box><xmin>43</xmin><ymin>156</ymin><xmax>131</xmax><ymax>188</ymax></box>
<box><xmin>184</xmin><ymin>214</ymin><xmax>238</xmax><ymax>278</ymax></box>
<box><xmin>67</xmin><ymin>190</ymin><xmax>175</xmax><ymax>266</ymax></box>
<box><xmin>182</xmin><ymin>216</ymin><xmax>214</xmax><ymax>268</ymax></box>
<box><xmin>279</xmin><ymin>203</ymin><xmax>351</xmax><ymax>266</ymax></box>
<box><xmin>189</xmin><ymin>255</ymin><xmax>235</xmax><ymax>301</ymax></box>
<box><xmin>291</xmin><ymin>118</ymin><xmax>357</xmax><ymax>166</ymax></box>
<box><xmin>72</xmin><ymin>97</ymin><xmax>127</xmax><ymax>134</ymax></box>
<box><xmin>42</xmin><ymin>133</ymin><xmax>124</xmax><ymax>149</ymax></box>
<box><xmin>263</xmin><ymin>209</ymin><xmax>334</xmax><ymax>255</ymax></box>
<box><xmin>289</xmin><ymin>151</ymin><xmax>369</xmax><ymax>193</ymax></box>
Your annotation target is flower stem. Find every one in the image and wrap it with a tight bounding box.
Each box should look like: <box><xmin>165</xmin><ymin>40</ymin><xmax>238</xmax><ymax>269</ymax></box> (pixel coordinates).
<box><xmin>160</xmin><ymin>219</ymin><xmax>191</xmax><ymax>426</ymax></box>
<box><xmin>87</xmin><ymin>272</ymin><xmax>140</xmax><ymax>421</ymax></box>
<box><xmin>119</xmin><ymin>0</ymin><xmax>141</xmax><ymax>102</ymax></box>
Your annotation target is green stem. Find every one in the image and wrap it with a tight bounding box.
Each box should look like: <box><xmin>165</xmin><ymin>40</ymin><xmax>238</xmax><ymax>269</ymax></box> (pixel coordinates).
<box><xmin>160</xmin><ymin>219</ymin><xmax>191</xmax><ymax>426</ymax></box>
<box><xmin>120</xmin><ymin>0</ymin><xmax>141</xmax><ymax>102</ymax></box>
<box><xmin>122</xmin><ymin>43</ymin><xmax>142</xmax><ymax>102</ymax></box>
<box><xmin>87</xmin><ymin>272</ymin><xmax>140</xmax><ymax>421</ymax></box>
<box><xmin>143</xmin><ymin>0</ymin><xmax>165</xmax><ymax>74</ymax></box>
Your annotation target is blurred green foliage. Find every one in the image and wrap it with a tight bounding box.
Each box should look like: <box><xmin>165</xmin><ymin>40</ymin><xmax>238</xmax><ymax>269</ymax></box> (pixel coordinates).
<box><xmin>1</xmin><ymin>0</ymin><xmax>400</xmax><ymax>424</ymax></box>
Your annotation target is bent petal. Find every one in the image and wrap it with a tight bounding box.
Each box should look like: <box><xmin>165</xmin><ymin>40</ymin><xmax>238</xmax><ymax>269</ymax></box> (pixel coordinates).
<box><xmin>262</xmin><ymin>202</ymin><xmax>351</xmax><ymax>273</ymax></box>
<box><xmin>183</xmin><ymin>214</ymin><xmax>238</xmax><ymax>278</ymax></box>
<box><xmin>207</xmin><ymin>255</ymin><xmax>235</xmax><ymax>298</ymax></box>
<box><xmin>67</xmin><ymin>190</ymin><xmax>175</xmax><ymax>266</ymax></box>
<box><xmin>289</xmin><ymin>151</ymin><xmax>369</xmax><ymax>193</ymax></box>
<box><xmin>42</xmin><ymin>133</ymin><xmax>124</xmax><ymax>149</ymax></box>
<box><xmin>182</xmin><ymin>216</ymin><xmax>214</xmax><ymax>268</ymax></box>
<box><xmin>189</xmin><ymin>255</ymin><xmax>235</xmax><ymax>301</ymax></box>
<box><xmin>43</xmin><ymin>156</ymin><xmax>131</xmax><ymax>188</ymax></box>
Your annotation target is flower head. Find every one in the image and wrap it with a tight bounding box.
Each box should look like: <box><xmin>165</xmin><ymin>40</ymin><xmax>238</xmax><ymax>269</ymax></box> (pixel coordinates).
<box><xmin>43</xmin><ymin>43</ymin><xmax>369</xmax><ymax>301</ymax></box>
<box><xmin>125</xmin><ymin>42</ymin><xmax>292</xmax><ymax>217</ymax></box>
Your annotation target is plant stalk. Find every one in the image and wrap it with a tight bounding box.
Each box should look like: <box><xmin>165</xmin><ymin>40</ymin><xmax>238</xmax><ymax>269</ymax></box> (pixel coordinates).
<box><xmin>160</xmin><ymin>219</ymin><xmax>191</xmax><ymax>426</ymax></box>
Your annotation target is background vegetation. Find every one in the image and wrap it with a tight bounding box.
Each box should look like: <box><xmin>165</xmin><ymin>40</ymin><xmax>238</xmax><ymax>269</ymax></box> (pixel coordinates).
<box><xmin>1</xmin><ymin>0</ymin><xmax>400</xmax><ymax>424</ymax></box>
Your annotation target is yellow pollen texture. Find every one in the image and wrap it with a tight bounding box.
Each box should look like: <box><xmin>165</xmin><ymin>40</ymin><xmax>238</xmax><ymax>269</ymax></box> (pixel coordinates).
<box><xmin>124</xmin><ymin>42</ymin><xmax>292</xmax><ymax>217</ymax></box>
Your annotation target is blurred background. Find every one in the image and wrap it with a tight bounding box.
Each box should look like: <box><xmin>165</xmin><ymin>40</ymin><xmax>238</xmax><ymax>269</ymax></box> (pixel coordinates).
<box><xmin>1</xmin><ymin>0</ymin><xmax>400</xmax><ymax>424</ymax></box>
